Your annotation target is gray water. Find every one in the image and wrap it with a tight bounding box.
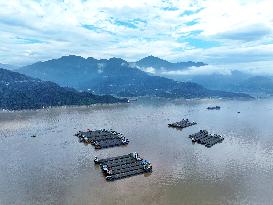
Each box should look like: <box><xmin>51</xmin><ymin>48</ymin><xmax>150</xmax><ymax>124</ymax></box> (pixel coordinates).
<box><xmin>1</xmin><ymin>98</ymin><xmax>273</xmax><ymax>205</ymax></box>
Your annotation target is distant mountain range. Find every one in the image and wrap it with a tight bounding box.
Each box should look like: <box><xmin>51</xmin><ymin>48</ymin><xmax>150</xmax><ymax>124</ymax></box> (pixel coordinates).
<box><xmin>17</xmin><ymin>55</ymin><xmax>251</xmax><ymax>99</ymax></box>
<box><xmin>0</xmin><ymin>68</ymin><xmax>127</xmax><ymax>110</ymax></box>
<box><xmin>0</xmin><ymin>63</ymin><xmax>18</xmax><ymax>70</ymax></box>
<box><xmin>134</xmin><ymin>55</ymin><xmax>207</xmax><ymax>72</ymax></box>
<box><xmin>168</xmin><ymin>70</ymin><xmax>273</xmax><ymax>96</ymax></box>
<box><xmin>238</xmin><ymin>76</ymin><xmax>273</xmax><ymax>94</ymax></box>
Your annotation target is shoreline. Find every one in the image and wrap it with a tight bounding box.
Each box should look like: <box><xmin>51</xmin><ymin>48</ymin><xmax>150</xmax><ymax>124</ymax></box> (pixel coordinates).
<box><xmin>0</xmin><ymin>95</ymin><xmax>264</xmax><ymax>113</ymax></box>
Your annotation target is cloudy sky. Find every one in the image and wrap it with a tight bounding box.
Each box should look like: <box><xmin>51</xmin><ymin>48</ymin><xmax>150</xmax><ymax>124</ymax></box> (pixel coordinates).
<box><xmin>0</xmin><ymin>0</ymin><xmax>273</xmax><ymax>74</ymax></box>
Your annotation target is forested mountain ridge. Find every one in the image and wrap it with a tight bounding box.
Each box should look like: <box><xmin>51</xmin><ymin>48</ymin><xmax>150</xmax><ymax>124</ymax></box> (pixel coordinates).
<box><xmin>18</xmin><ymin>55</ymin><xmax>252</xmax><ymax>99</ymax></box>
<box><xmin>0</xmin><ymin>68</ymin><xmax>127</xmax><ymax>110</ymax></box>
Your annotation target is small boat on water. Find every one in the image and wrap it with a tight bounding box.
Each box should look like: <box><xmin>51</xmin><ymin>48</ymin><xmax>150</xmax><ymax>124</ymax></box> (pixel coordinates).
<box><xmin>207</xmin><ymin>106</ymin><xmax>221</xmax><ymax>110</ymax></box>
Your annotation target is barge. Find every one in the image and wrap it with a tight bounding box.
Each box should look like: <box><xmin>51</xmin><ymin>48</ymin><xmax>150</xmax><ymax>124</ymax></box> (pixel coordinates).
<box><xmin>75</xmin><ymin>129</ymin><xmax>129</xmax><ymax>149</ymax></box>
<box><xmin>207</xmin><ymin>106</ymin><xmax>221</xmax><ymax>110</ymax></box>
<box><xmin>94</xmin><ymin>152</ymin><xmax>152</xmax><ymax>181</ymax></box>
<box><xmin>189</xmin><ymin>130</ymin><xmax>224</xmax><ymax>148</ymax></box>
<box><xmin>168</xmin><ymin>119</ymin><xmax>197</xmax><ymax>129</ymax></box>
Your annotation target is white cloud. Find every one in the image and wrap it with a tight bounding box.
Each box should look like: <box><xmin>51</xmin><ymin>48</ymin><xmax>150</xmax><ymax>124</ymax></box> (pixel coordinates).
<box><xmin>161</xmin><ymin>60</ymin><xmax>273</xmax><ymax>76</ymax></box>
<box><xmin>0</xmin><ymin>0</ymin><xmax>272</xmax><ymax>75</ymax></box>
<box><xmin>142</xmin><ymin>67</ymin><xmax>156</xmax><ymax>74</ymax></box>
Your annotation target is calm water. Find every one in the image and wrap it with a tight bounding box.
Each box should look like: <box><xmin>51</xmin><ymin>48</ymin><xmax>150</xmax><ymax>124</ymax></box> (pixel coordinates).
<box><xmin>1</xmin><ymin>98</ymin><xmax>273</xmax><ymax>205</ymax></box>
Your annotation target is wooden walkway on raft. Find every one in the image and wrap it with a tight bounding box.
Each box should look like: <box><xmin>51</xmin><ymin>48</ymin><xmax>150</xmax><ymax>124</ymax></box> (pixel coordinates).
<box><xmin>95</xmin><ymin>153</ymin><xmax>152</xmax><ymax>181</ymax></box>
<box><xmin>75</xmin><ymin>129</ymin><xmax>129</xmax><ymax>149</ymax></box>
<box><xmin>189</xmin><ymin>130</ymin><xmax>224</xmax><ymax>148</ymax></box>
<box><xmin>168</xmin><ymin>119</ymin><xmax>197</xmax><ymax>129</ymax></box>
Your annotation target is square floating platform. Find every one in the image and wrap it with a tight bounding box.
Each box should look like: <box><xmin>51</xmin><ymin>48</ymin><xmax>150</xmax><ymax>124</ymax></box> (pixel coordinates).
<box><xmin>75</xmin><ymin>129</ymin><xmax>129</xmax><ymax>149</ymax></box>
<box><xmin>189</xmin><ymin>130</ymin><xmax>224</xmax><ymax>148</ymax></box>
<box><xmin>168</xmin><ymin>119</ymin><xmax>197</xmax><ymax>129</ymax></box>
<box><xmin>94</xmin><ymin>153</ymin><xmax>152</xmax><ymax>181</ymax></box>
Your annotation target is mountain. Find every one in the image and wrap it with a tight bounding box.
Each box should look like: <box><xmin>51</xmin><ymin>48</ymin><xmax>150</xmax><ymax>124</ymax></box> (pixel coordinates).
<box><xmin>168</xmin><ymin>70</ymin><xmax>251</xmax><ymax>91</ymax></box>
<box><xmin>234</xmin><ymin>76</ymin><xmax>273</xmax><ymax>94</ymax></box>
<box><xmin>134</xmin><ymin>55</ymin><xmax>207</xmax><ymax>72</ymax></box>
<box><xmin>0</xmin><ymin>68</ymin><xmax>127</xmax><ymax>110</ymax></box>
<box><xmin>0</xmin><ymin>63</ymin><xmax>18</xmax><ymax>70</ymax></box>
<box><xmin>17</xmin><ymin>55</ymin><xmax>252</xmax><ymax>99</ymax></box>
<box><xmin>167</xmin><ymin>70</ymin><xmax>273</xmax><ymax>96</ymax></box>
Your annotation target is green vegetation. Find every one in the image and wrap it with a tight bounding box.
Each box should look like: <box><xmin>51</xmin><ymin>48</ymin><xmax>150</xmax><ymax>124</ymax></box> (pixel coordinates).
<box><xmin>18</xmin><ymin>55</ymin><xmax>252</xmax><ymax>99</ymax></box>
<box><xmin>0</xmin><ymin>68</ymin><xmax>127</xmax><ymax>110</ymax></box>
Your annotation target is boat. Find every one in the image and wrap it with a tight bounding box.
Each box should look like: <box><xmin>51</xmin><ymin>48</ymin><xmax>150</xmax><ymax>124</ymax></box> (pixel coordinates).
<box><xmin>207</xmin><ymin>106</ymin><xmax>221</xmax><ymax>110</ymax></box>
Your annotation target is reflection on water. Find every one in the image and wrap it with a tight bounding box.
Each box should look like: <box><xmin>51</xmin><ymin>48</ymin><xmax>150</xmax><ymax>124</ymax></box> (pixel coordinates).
<box><xmin>1</xmin><ymin>98</ymin><xmax>273</xmax><ymax>205</ymax></box>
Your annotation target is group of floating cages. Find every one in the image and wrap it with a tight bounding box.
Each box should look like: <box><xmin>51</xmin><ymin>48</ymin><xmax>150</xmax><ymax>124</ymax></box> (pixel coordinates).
<box><xmin>94</xmin><ymin>152</ymin><xmax>152</xmax><ymax>181</ymax></box>
<box><xmin>75</xmin><ymin>129</ymin><xmax>129</xmax><ymax>149</ymax></box>
<box><xmin>168</xmin><ymin>119</ymin><xmax>224</xmax><ymax>148</ymax></box>
<box><xmin>75</xmin><ymin>115</ymin><xmax>223</xmax><ymax>181</ymax></box>
<box><xmin>189</xmin><ymin>130</ymin><xmax>224</xmax><ymax>148</ymax></box>
<box><xmin>207</xmin><ymin>106</ymin><xmax>221</xmax><ymax>110</ymax></box>
<box><xmin>75</xmin><ymin>129</ymin><xmax>152</xmax><ymax>181</ymax></box>
<box><xmin>168</xmin><ymin>119</ymin><xmax>197</xmax><ymax>129</ymax></box>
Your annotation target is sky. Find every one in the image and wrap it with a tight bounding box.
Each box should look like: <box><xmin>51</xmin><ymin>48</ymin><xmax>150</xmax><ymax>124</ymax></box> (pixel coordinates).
<box><xmin>0</xmin><ymin>0</ymin><xmax>273</xmax><ymax>75</ymax></box>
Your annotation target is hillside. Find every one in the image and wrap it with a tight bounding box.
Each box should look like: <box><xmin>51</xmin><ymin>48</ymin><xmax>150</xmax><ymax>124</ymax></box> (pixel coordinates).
<box><xmin>135</xmin><ymin>55</ymin><xmax>207</xmax><ymax>72</ymax></box>
<box><xmin>169</xmin><ymin>70</ymin><xmax>273</xmax><ymax>95</ymax></box>
<box><xmin>235</xmin><ymin>76</ymin><xmax>273</xmax><ymax>94</ymax></box>
<box><xmin>0</xmin><ymin>68</ymin><xmax>127</xmax><ymax>110</ymax></box>
<box><xmin>18</xmin><ymin>55</ymin><xmax>252</xmax><ymax>99</ymax></box>
<box><xmin>0</xmin><ymin>63</ymin><xmax>18</xmax><ymax>70</ymax></box>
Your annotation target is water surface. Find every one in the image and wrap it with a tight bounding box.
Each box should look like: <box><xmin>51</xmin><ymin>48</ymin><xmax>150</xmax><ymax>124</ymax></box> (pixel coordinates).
<box><xmin>1</xmin><ymin>98</ymin><xmax>273</xmax><ymax>205</ymax></box>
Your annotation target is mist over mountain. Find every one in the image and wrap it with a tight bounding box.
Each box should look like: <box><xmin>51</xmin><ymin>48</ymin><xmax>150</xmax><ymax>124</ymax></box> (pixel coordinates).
<box><xmin>235</xmin><ymin>76</ymin><xmax>273</xmax><ymax>95</ymax></box>
<box><xmin>0</xmin><ymin>68</ymin><xmax>127</xmax><ymax>110</ymax></box>
<box><xmin>0</xmin><ymin>63</ymin><xmax>18</xmax><ymax>70</ymax></box>
<box><xmin>163</xmin><ymin>70</ymin><xmax>273</xmax><ymax>96</ymax></box>
<box><xmin>133</xmin><ymin>56</ymin><xmax>273</xmax><ymax>96</ymax></box>
<box><xmin>17</xmin><ymin>55</ymin><xmax>251</xmax><ymax>99</ymax></box>
<box><xmin>134</xmin><ymin>55</ymin><xmax>207</xmax><ymax>73</ymax></box>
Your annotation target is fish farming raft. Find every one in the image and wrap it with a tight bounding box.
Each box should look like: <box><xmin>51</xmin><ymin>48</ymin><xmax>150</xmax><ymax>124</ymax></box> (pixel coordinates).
<box><xmin>75</xmin><ymin>129</ymin><xmax>129</xmax><ymax>149</ymax></box>
<box><xmin>94</xmin><ymin>152</ymin><xmax>152</xmax><ymax>181</ymax></box>
<box><xmin>189</xmin><ymin>130</ymin><xmax>224</xmax><ymax>148</ymax></box>
<box><xmin>168</xmin><ymin>119</ymin><xmax>197</xmax><ymax>129</ymax></box>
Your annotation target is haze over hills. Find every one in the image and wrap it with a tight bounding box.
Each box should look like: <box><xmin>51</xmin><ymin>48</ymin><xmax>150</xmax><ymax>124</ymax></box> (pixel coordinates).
<box><xmin>17</xmin><ymin>55</ymin><xmax>251</xmax><ymax>99</ymax></box>
<box><xmin>235</xmin><ymin>76</ymin><xmax>273</xmax><ymax>95</ymax></box>
<box><xmin>0</xmin><ymin>68</ymin><xmax>127</xmax><ymax>110</ymax></box>
<box><xmin>134</xmin><ymin>55</ymin><xmax>207</xmax><ymax>72</ymax></box>
<box><xmin>0</xmin><ymin>63</ymin><xmax>18</xmax><ymax>70</ymax></box>
<box><xmin>164</xmin><ymin>70</ymin><xmax>273</xmax><ymax>96</ymax></box>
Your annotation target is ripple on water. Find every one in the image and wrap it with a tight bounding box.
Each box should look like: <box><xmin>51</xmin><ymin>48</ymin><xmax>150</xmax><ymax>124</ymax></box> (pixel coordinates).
<box><xmin>1</xmin><ymin>98</ymin><xmax>273</xmax><ymax>204</ymax></box>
